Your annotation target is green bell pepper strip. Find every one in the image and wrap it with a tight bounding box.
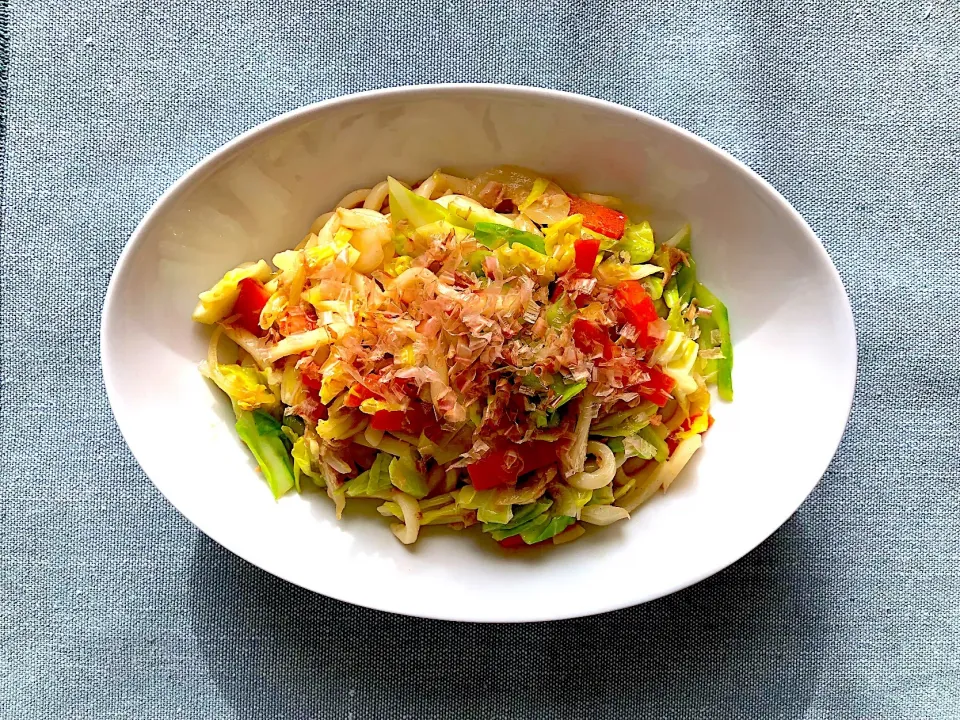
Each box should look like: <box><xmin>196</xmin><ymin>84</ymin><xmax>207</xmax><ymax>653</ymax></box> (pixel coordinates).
<box><xmin>674</xmin><ymin>234</ymin><xmax>697</xmax><ymax>306</ymax></box>
<box><xmin>234</xmin><ymin>410</ymin><xmax>296</xmax><ymax>500</ymax></box>
<box><xmin>694</xmin><ymin>281</ymin><xmax>734</xmax><ymax>401</ymax></box>
<box><xmin>473</xmin><ymin>222</ymin><xmax>547</xmax><ymax>255</ymax></box>
<box><xmin>638</xmin><ymin>426</ymin><xmax>669</xmax><ymax>462</ymax></box>
<box><xmin>551</xmin><ymin>379</ymin><xmax>587</xmax><ymax>409</ymax></box>
<box><xmin>466</xmin><ymin>249</ymin><xmax>491</xmax><ymax>276</ymax></box>
<box><xmin>545</xmin><ymin>293</ymin><xmax>577</xmax><ymax>330</ymax></box>
<box><xmin>606</xmin><ymin>438</ymin><xmax>626</xmax><ymax>454</ymax></box>
<box><xmin>662</xmin><ymin>277</ymin><xmax>685</xmax><ymax>330</ymax></box>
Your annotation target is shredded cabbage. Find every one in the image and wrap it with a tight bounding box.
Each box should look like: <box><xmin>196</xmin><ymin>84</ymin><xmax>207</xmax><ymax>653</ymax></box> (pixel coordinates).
<box><xmin>388</xmin><ymin>447</ymin><xmax>429</xmax><ymax>499</ymax></box>
<box><xmin>234</xmin><ymin>410</ymin><xmax>295</xmax><ymax>500</ymax></box>
<box><xmin>192</xmin><ymin>260</ymin><xmax>272</xmax><ymax>324</ymax></box>
<box><xmin>291</xmin><ymin>435</ymin><xmax>323</xmax><ymax>491</ymax></box>
<box><xmin>388</xmin><ymin>176</ymin><xmax>446</xmax><ymax>232</ymax></box>
<box><xmin>519</xmin><ymin>514</ymin><xmax>576</xmax><ymax>544</ymax></box>
<box><xmin>201</xmin><ymin>363</ymin><xmax>277</xmax><ymax>412</ymax></box>
<box><xmin>613</xmin><ymin>221</ymin><xmax>655</xmax><ymax>263</ymax></box>
<box><xmin>594</xmin><ymin>257</ymin><xmax>662</xmax><ymax>286</ymax></box>
<box><xmin>483</xmin><ymin>500</ymin><xmax>552</xmax><ymax>540</ymax></box>
<box><xmin>434</xmin><ymin>194</ymin><xmax>514</xmax><ymax>229</ymax></box>
<box><xmin>345</xmin><ymin>452</ymin><xmax>393</xmax><ymax>498</ymax></box>
<box><xmin>458</xmin><ymin>486</ymin><xmax>513</xmax><ymax>524</ymax></box>
<box><xmin>552</xmin><ymin>485</ymin><xmax>593</xmax><ymax>517</ymax></box>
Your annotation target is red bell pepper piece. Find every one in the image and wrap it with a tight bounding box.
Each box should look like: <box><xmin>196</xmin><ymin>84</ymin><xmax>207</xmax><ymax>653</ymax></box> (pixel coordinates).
<box><xmin>636</xmin><ymin>365</ymin><xmax>675</xmax><ymax>407</ymax></box>
<box><xmin>344</xmin><ymin>384</ymin><xmax>378</xmax><ymax>408</ymax></box>
<box><xmin>573</xmin><ymin>237</ymin><xmax>601</xmax><ymax>275</ymax></box>
<box><xmin>678</xmin><ymin>413</ymin><xmax>716</xmax><ymax>434</ymax></box>
<box><xmin>568</xmin><ymin>196</ymin><xmax>626</xmax><ymax>239</ymax></box>
<box><xmin>232</xmin><ymin>278</ymin><xmax>272</xmax><ymax>336</ymax></box>
<box><xmin>572</xmin><ymin>318</ymin><xmax>614</xmax><ymax>360</ymax></box>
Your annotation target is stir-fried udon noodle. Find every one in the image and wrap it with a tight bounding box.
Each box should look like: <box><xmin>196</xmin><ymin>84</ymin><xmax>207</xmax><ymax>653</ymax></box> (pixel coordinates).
<box><xmin>192</xmin><ymin>166</ymin><xmax>733</xmax><ymax>547</ymax></box>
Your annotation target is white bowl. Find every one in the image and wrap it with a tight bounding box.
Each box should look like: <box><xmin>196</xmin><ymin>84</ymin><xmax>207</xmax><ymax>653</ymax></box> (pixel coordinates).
<box><xmin>101</xmin><ymin>85</ymin><xmax>856</xmax><ymax>622</ymax></box>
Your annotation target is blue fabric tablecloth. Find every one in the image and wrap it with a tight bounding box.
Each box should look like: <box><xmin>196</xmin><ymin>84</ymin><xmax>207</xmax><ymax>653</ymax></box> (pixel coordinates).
<box><xmin>2</xmin><ymin>1</ymin><xmax>958</xmax><ymax>718</ymax></box>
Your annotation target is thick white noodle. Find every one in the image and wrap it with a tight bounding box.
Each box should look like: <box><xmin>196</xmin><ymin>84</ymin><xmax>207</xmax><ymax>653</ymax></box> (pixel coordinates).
<box><xmin>336</xmin><ymin>188</ymin><xmax>371</xmax><ymax>209</ymax></box>
<box><xmin>568</xmin><ymin>441</ymin><xmax>617</xmax><ymax>490</ymax></box>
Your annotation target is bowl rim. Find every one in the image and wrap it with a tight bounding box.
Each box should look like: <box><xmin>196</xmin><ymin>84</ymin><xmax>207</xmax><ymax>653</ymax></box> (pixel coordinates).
<box><xmin>100</xmin><ymin>83</ymin><xmax>857</xmax><ymax>622</ymax></box>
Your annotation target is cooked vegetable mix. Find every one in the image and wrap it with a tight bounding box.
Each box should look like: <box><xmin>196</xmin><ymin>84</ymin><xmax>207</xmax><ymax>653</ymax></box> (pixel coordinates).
<box><xmin>192</xmin><ymin>166</ymin><xmax>733</xmax><ymax>547</ymax></box>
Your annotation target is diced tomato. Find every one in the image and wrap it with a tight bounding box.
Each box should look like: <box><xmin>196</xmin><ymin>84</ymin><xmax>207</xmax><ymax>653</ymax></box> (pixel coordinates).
<box><xmin>614</xmin><ymin>281</ymin><xmax>658</xmax><ymax>328</ymax></box>
<box><xmin>277</xmin><ymin>306</ymin><xmax>317</xmax><ymax>336</ymax></box>
<box><xmin>405</xmin><ymin>403</ymin><xmax>439</xmax><ymax>435</ymax></box>
<box><xmin>468</xmin><ymin>440</ymin><xmax>558</xmax><ymax>491</ymax></box>
<box><xmin>573</xmin><ymin>238</ymin><xmax>601</xmax><ymax>275</ymax></box>
<box><xmin>636</xmin><ymin>365</ymin><xmax>675</xmax><ymax>407</ymax></box>
<box><xmin>568</xmin><ymin>196</ymin><xmax>626</xmax><ymax>240</ymax></box>
<box><xmin>232</xmin><ymin>278</ymin><xmax>272</xmax><ymax>336</ymax></box>
<box><xmin>467</xmin><ymin>449</ymin><xmax>519</xmax><ymax>490</ymax></box>
<box><xmin>371</xmin><ymin>410</ymin><xmax>405</xmax><ymax>432</ymax></box>
<box><xmin>345</xmin><ymin>442</ymin><xmax>377</xmax><ymax>470</ymax></box>
<box><xmin>299</xmin><ymin>360</ymin><xmax>324</xmax><ymax>391</ymax></box>
<box><xmin>613</xmin><ymin>281</ymin><xmax>662</xmax><ymax>349</ymax></box>
<box><xmin>422</xmin><ymin>422</ymin><xmax>446</xmax><ymax>444</ymax></box>
<box><xmin>572</xmin><ymin>318</ymin><xmax>614</xmax><ymax>360</ymax></box>
<box><xmin>296</xmin><ymin>393</ymin><xmax>327</xmax><ymax>423</ymax></box>
<box><xmin>344</xmin><ymin>384</ymin><xmax>378</xmax><ymax>408</ymax></box>
<box><xmin>371</xmin><ymin>402</ymin><xmax>438</xmax><ymax>435</ymax></box>
<box><xmin>518</xmin><ymin>440</ymin><xmax>558</xmax><ymax>474</ymax></box>
<box><xmin>665</xmin><ymin>435</ymin><xmax>680</xmax><ymax>455</ymax></box>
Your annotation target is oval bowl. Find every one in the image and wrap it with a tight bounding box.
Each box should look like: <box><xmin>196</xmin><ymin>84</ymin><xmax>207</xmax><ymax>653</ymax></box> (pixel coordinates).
<box><xmin>101</xmin><ymin>85</ymin><xmax>856</xmax><ymax>622</ymax></box>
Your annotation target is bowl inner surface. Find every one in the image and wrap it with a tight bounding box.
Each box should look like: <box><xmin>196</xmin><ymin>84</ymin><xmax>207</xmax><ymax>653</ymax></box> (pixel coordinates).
<box><xmin>102</xmin><ymin>86</ymin><xmax>855</xmax><ymax>622</ymax></box>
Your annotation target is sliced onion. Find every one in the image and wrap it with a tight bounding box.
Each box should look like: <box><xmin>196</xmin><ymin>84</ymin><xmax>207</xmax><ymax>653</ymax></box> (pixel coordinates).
<box><xmin>579</xmin><ymin>192</ymin><xmax>622</xmax><ymax>209</ymax></box>
<box><xmin>390</xmin><ymin>491</ymin><xmax>422</xmax><ymax>545</ymax></box>
<box><xmin>523</xmin><ymin>189</ymin><xmax>570</xmax><ymax>225</ymax></box>
<box><xmin>469</xmin><ymin>166</ymin><xmax>571</xmax><ymax>225</ymax></box>
<box><xmin>580</xmin><ymin>505</ymin><xmax>630</xmax><ymax>526</ymax></box>
<box><xmin>656</xmin><ymin>435</ymin><xmax>702</xmax><ymax>492</ymax></box>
